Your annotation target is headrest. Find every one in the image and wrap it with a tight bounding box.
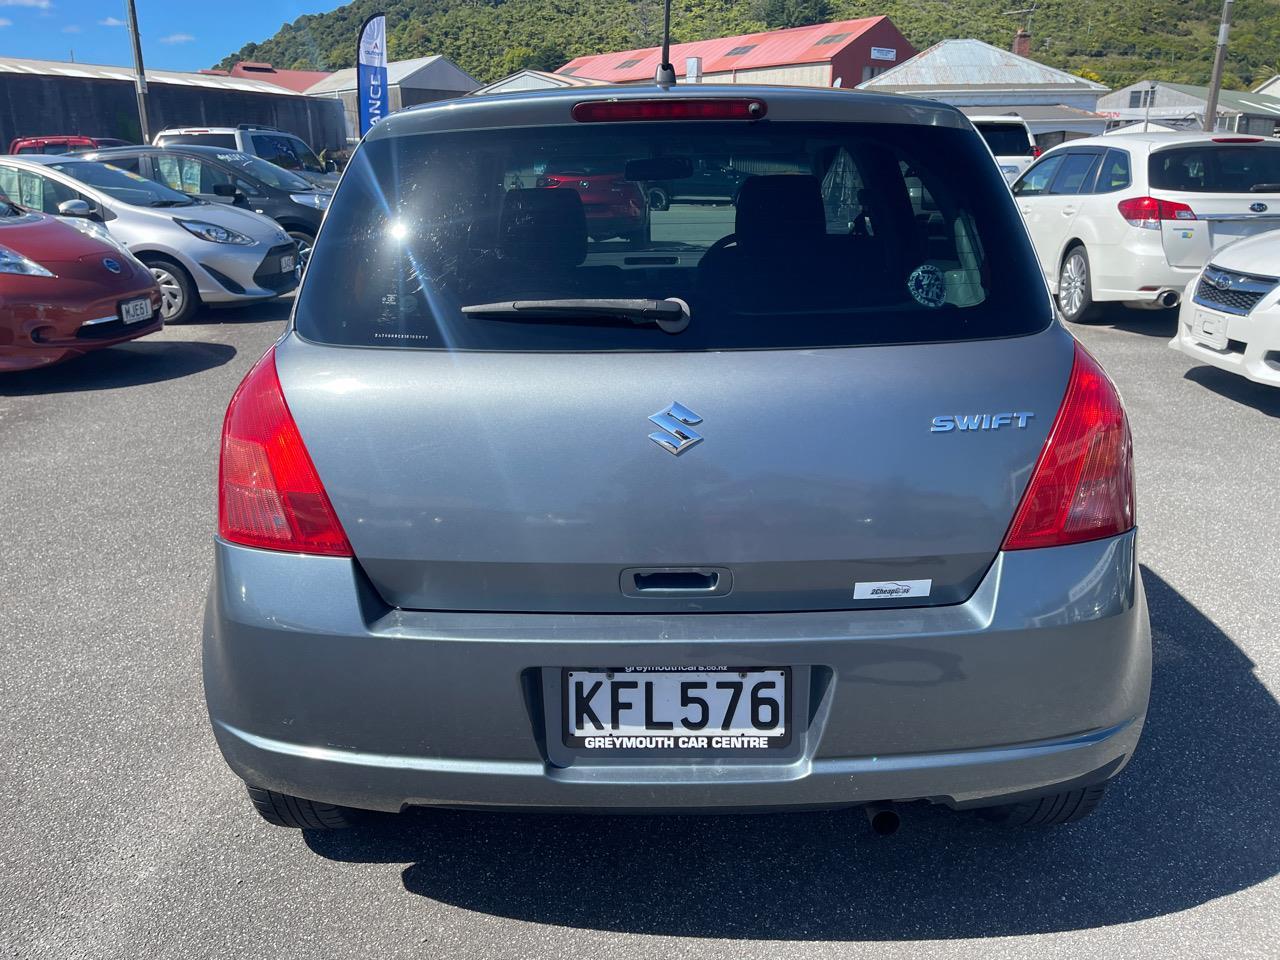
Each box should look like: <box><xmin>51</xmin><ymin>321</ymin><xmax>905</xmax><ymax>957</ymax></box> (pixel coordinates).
<box><xmin>734</xmin><ymin>175</ymin><xmax>826</xmax><ymax>252</ymax></box>
<box><xmin>499</xmin><ymin>188</ymin><xmax>587</xmax><ymax>266</ymax></box>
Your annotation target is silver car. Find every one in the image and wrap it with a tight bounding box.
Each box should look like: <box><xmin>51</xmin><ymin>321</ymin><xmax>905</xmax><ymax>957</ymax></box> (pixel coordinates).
<box><xmin>0</xmin><ymin>155</ymin><xmax>298</xmax><ymax>323</ymax></box>
<box><xmin>203</xmin><ymin>86</ymin><xmax>1151</xmax><ymax>832</ymax></box>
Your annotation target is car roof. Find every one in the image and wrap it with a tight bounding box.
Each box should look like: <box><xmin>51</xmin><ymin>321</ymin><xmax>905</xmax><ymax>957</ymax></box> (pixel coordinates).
<box><xmin>0</xmin><ymin>153</ymin><xmax>94</xmax><ymax>167</ymax></box>
<box><xmin>367</xmin><ymin>83</ymin><xmax>970</xmax><ymax>142</ymax></box>
<box><xmin>88</xmin><ymin>143</ymin><xmax>249</xmax><ymax>159</ymax></box>
<box><xmin>156</xmin><ymin>127</ymin><xmax>238</xmax><ymax>134</ymax></box>
<box><xmin>1050</xmin><ymin>131</ymin><xmax>1280</xmax><ymax>153</ymax></box>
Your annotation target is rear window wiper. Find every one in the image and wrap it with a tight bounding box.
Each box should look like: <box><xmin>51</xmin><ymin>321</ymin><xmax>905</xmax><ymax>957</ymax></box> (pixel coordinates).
<box><xmin>461</xmin><ymin>298</ymin><xmax>690</xmax><ymax>334</ymax></box>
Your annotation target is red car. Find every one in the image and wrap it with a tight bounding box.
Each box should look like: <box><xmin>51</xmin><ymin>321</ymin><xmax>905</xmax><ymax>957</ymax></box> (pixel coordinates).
<box><xmin>8</xmin><ymin>136</ymin><xmax>129</xmax><ymax>155</ymax></box>
<box><xmin>0</xmin><ymin>202</ymin><xmax>161</xmax><ymax>373</ymax></box>
<box><xmin>536</xmin><ymin>158</ymin><xmax>647</xmax><ymax>242</ymax></box>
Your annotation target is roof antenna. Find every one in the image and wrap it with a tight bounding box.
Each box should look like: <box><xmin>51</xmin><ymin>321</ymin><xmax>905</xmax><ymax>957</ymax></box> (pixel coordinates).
<box><xmin>654</xmin><ymin>0</ymin><xmax>677</xmax><ymax>88</ymax></box>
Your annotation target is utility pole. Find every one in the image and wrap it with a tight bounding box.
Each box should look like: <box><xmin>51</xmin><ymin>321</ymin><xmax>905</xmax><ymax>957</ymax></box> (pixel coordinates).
<box><xmin>124</xmin><ymin>0</ymin><xmax>150</xmax><ymax>143</ymax></box>
<box><xmin>1203</xmin><ymin>0</ymin><xmax>1234</xmax><ymax>132</ymax></box>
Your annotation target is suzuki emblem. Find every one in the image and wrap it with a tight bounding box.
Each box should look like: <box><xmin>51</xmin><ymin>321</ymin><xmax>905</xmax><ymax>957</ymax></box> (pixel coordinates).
<box><xmin>648</xmin><ymin>402</ymin><xmax>703</xmax><ymax>456</ymax></box>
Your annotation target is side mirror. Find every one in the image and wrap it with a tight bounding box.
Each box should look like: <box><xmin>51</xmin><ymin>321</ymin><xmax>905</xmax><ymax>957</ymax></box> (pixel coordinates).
<box><xmin>57</xmin><ymin>199</ymin><xmax>91</xmax><ymax>218</ymax></box>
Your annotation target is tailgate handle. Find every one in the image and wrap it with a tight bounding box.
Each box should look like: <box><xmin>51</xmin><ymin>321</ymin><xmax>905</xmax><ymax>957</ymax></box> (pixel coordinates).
<box><xmin>622</xmin><ymin>567</ymin><xmax>732</xmax><ymax>597</ymax></box>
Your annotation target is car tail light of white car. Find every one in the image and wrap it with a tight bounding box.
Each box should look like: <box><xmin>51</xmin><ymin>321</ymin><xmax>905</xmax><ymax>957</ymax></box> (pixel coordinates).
<box><xmin>1117</xmin><ymin>196</ymin><xmax>1197</xmax><ymax>230</ymax></box>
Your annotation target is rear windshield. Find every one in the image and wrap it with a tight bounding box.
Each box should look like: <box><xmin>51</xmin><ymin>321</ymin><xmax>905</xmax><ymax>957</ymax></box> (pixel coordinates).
<box><xmin>159</xmin><ymin>133</ymin><xmax>237</xmax><ymax>149</ymax></box>
<box><xmin>974</xmin><ymin>122</ymin><xmax>1033</xmax><ymax>157</ymax></box>
<box><xmin>296</xmin><ymin>120</ymin><xmax>1051</xmax><ymax>352</ymax></box>
<box><xmin>1149</xmin><ymin>145</ymin><xmax>1280</xmax><ymax>192</ymax></box>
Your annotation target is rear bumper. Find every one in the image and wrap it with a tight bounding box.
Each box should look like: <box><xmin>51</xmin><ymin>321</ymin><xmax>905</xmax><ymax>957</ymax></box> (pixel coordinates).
<box><xmin>203</xmin><ymin>532</ymin><xmax>1151</xmax><ymax>813</ymax></box>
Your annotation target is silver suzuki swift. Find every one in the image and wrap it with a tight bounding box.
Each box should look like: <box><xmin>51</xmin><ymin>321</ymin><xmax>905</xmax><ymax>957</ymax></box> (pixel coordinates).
<box><xmin>203</xmin><ymin>85</ymin><xmax>1151</xmax><ymax>832</ymax></box>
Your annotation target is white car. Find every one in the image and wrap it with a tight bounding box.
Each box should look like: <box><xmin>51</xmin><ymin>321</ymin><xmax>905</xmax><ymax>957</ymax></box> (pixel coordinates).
<box><xmin>1012</xmin><ymin>132</ymin><xmax>1280</xmax><ymax>322</ymax></box>
<box><xmin>968</xmin><ymin>115</ymin><xmax>1039</xmax><ymax>183</ymax></box>
<box><xmin>1170</xmin><ymin>230</ymin><xmax>1280</xmax><ymax>387</ymax></box>
<box><xmin>0</xmin><ymin>155</ymin><xmax>298</xmax><ymax>323</ymax></box>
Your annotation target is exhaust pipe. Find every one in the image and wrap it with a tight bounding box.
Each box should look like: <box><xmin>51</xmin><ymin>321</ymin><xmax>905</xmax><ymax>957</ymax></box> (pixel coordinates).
<box><xmin>863</xmin><ymin>802</ymin><xmax>901</xmax><ymax>836</ymax></box>
<box><xmin>1157</xmin><ymin>288</ymin><xmax>1181</xmax><ymax>309</ymax></box>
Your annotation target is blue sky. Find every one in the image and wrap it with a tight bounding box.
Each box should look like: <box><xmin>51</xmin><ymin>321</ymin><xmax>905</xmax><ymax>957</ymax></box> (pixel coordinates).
<box><xmin>0</xmin><ymin>1</ymin><xmax>343</xmax><ymax>72</ymax></box>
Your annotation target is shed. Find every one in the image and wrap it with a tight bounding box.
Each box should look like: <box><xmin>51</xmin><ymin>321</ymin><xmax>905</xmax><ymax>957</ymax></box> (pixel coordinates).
<box><xmin>470</xmin><ymin>69</ymin><xmax>603</xmax><ymax>97</ymax></box>
<box><xmin>1098</xmin><ymin>81</ymin><xmax>1280</xmax><ymax>136</ymax></box>
<box><xmin>305</xmin><ymin>55</ymin><xmax>479</xmax><ymax>136</ymax></box>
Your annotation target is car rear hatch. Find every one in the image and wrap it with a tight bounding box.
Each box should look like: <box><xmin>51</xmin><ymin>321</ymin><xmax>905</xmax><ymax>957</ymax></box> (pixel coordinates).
<box><xmin>277</xmin><ymin>92</ymin><xmax>1068</xmax><ymax>614</ymax></box>
<box><xmin>1152</xmin><ymin>139</ymin><xmax>1280</xmax><ymax>267</ymax></box>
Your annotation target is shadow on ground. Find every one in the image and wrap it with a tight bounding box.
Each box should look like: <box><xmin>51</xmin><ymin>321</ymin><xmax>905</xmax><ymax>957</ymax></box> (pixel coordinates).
<box><xmin>1092</xmin><ymin>304</ymin><xmax>1179</xmax><ymax>339</ymax></box>
<box><xmin>183</xmin><ymin>298</ymin><xmax>293</xmax><ymax>327</ymax></box>
<box><xmin>305</xmin><ymin>566</ymin><xmax>1280</xmax><ymax>939</ymax></box>
<box><xmin>1184</xmin><ymin>366</ymin><xmax>1280</xmax><ymax>417</ymax></box>
<box><xmin>0</xmin><ymin>340</ymin><xmax>235</xmax><ymax>395</ymax></box>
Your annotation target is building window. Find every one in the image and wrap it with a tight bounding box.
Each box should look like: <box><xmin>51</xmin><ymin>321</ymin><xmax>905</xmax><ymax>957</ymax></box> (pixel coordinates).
<box><xmin>616</xmin><ymin>59</ymin><xmax>641</xmax><ymax>69</ymax></box>
<box><xmin>861</xmin><ymin>65</ymin><xmax>889</xmax><ymax>81</ymax></box>
<box><xmin>814</xmin><ymin>32</ymin><xmax>852</xmax><ymax>46</ymax></box>
<box><xmin>1128</xmin><ymin>87</ymin><xmax>1156</xmax><ymax>108</ymax></box>
<box><xmin>560</xmin><ymin>67</ymin><xmax>578</xmax><ymax>76</ymax></box>
<box><xmin>725</xmin><ymin>45</ymin><xmax>757</xmax><ymax>56</ymax></box>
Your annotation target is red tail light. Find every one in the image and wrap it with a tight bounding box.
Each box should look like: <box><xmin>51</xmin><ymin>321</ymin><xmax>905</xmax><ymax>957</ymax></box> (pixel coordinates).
<box><xmin>1212</xmin><ymin>136</ymin><xmax>1263</xmax><ymax>143</ymax></box>
<box><xmin>1002</xmin><ymin>343</ymin><xmax>1134</xmax><ymax>551</ymax></box>
<box><xmin>572</xmin><ymin>99</ymin><xmax>766</xmax><ymax>122</ymax></box>
<box><xmin>1031</xmin><ymin>145</ymin><xmax>1043</xmax><ymax>158</ymax></box>
<box><xmin>1117</xmin><ymin>195</ymin><xmax>1196</xmax><ymax>229</ymax></box>
<box><xmin>218</xmin><ymin>346</ymin><xmax>352</xmax><ymax>557</ymax></box>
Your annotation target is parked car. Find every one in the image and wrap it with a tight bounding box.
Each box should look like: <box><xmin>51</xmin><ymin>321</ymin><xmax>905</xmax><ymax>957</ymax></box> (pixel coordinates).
<box><xmin>0</xmin><ymin>199</ymin><xmax>160</xmax><ymax>372</ymax></box>
<box><xmin>1170</xmin><ymin>231</ymin><xmax>1280</xmax><ymax>387</ymax></box>
<box><xmin>968</xmin><ymin>115</ymin><xmax>1040</xmax><ymax>183</ymax></box>
<box><xmin>646</xmin><ymin>157</ymin><xmax>748</xmax><ymax>209</ymax></box>
<box><xmin>1012</xmin><ymin>132</ymin><xmax>1280</xmax><ymax>322</ymax></box>
<box><xmin>152</xmin><ymin>125</ymin><xmax>338</xmax><ymax>189</ymax></box>
<box><xmin>8</xmin><ymin>135</ymin><xmax>130</xmax><ymax>155</ymax></box>
<box><xmin>204</xmin><ymin>86</ymin><xmax>1149</xmax><ymax>832</ymax></box>
<box><xmin>536</xmin><ymin>157</ymin><xmax>647</xmax><ymax>242</ymax></box>
<box><xmin>80</xmin><ymin>145</ymin><xmax>330</xmax><ymax>264</ymax></box>
<box><xmin>0</xmin><ymin>155</ymin><xmax>299</xmax><ymax>323</ymax></box>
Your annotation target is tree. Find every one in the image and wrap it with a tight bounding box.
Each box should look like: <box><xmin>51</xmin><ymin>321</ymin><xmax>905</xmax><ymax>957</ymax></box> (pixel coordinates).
<box><xmin>750</xmin><ymin>0</ymin><xmax>833</xmax><ymax>30</ymax></box>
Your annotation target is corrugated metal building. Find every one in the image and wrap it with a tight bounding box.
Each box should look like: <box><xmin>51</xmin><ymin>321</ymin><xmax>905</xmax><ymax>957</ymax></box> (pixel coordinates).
<box><xmin>470</xmin><ymin>69</ymin><xmax>603</xmax><ymax>97</ymax></box>
<box><xmin>0</xmin><ymin>55</ymin><xmax>347</xmax><ymax>151</ymax></box>
<box><xmin>1098</xmin><ymin>81</ymin><xmax>1280</xmax><ymax>135</ymax></box>
<box><xmin>305</xmin><ymin>56</ymin><xmax>479</xmax><ymax>137</ymax></box>
<box><xmin>557</xmin><ymin>17</ymin><xmax>916</xmax><ymax>89</ymax></box>
<box><xmin>857</xmin><ymin>39</ymin><xmax>1109</xmax><ymax>147</ymax></box>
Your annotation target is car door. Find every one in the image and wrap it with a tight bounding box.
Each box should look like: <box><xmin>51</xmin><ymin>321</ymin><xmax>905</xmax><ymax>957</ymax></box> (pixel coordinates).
<box><xmin>1015</xmin><ymin>151</ymin><xmax>1100</xmax><ymax>282</ymax></box>
<box><xmin>1075</xmin><ymin>148</ymin><xmax>1133</xmax><ymax>289</ymax></box>
<box><xmin>1013</xmin><ymin>152</ymin><xmax>1067</xmax><ymax>278</ymax></box>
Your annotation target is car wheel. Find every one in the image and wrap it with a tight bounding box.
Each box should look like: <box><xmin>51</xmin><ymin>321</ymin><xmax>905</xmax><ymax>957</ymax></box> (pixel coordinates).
<box><xmin>648</xmin><ymin>187</ymin><xmax>670</xmax><ymax>211</ymax></box>
<box><xmin>978</xmin><ymin>783</ymin><xmax>1107</xmax><ymax>827</ymax></box>
<box><xmin>245</xmin><ymin>785</ymin><xmax>362</xmax><ymax>829</ymax></box>
<box><xmin>140</xmin><ymin>255</ymin><xmax>198</xmax><ymax>324</ymax></box>
<box><xmin>1057</xmin><ymin>246</ymin><xmax>1099</xmax><ymax>323</ymax></box>
<box><xmin>287</xmin><ymin>229</ymin><xmax>316</xmax><ymax>268</ymax></box>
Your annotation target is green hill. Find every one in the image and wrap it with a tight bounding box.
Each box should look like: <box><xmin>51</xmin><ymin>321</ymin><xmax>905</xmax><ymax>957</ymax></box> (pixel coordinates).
<box><xmin>215</xmin><ymin>0</ymin><xmax>1280</xmax><ymax>91</ymax></box>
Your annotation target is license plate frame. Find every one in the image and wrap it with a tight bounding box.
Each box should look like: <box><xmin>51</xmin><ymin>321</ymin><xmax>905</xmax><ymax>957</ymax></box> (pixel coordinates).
<box><xmin>119</xmin><ymin>297</ymin><xmax>153</xmax><ymax>325</ymax></box>
<box><xmin>1192</xmin><ymin>308</ymin><xmax>1229</xmax><ymax>350</ymax></box>
<box><xmin>561</xmin><ymin>666</ymin><xmax>793</xmax><ymax>752</ymax></box>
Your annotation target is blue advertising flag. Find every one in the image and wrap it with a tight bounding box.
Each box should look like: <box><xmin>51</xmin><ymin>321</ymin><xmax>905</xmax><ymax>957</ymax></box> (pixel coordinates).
<box><xmin>356</xmin><ymin>13</ymin><xmax>389</xmax><ymax>137</ymax></box>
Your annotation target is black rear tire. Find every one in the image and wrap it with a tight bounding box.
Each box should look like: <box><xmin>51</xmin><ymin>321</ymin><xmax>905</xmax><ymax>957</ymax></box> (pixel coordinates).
<box><xmin>245</xmin><ymin>785</ymin><xmax>362</xmax><ymax>829</ymax></box>
<box><xmin>1057</xmin><ymin>245</ymin><xmax>1100</xmax><ymax>323</ymax></box>
<box><xmin>979</xmin><ymin>783</ymin><xmax>1107</xmax><ymax>827</ymax></box>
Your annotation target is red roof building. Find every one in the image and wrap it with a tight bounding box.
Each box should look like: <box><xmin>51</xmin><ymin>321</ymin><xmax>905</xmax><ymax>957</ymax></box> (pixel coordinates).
<box><xmin>558</xmin><ymin>17</ymin><xmax>915</xmax><ymax>89</ymax></box>
<box><xmin>199</xmin><ymin>62</ymin><xmax>333</xmax><ymax>94</ymax></box>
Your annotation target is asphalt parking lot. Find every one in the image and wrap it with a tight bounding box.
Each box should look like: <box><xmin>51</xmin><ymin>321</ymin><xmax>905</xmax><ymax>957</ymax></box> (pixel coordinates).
<box><xmin>1</xmin><ymin>300</ymin><xmax>1277</xmax><ymax>959</ymax></box>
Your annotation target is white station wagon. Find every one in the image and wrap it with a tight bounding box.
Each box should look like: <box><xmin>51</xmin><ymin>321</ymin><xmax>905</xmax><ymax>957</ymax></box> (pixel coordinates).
<box><xmin>1012</xmin><ymin>132</ymin><xmax>1280</xmax><ymax>322</ymax></box>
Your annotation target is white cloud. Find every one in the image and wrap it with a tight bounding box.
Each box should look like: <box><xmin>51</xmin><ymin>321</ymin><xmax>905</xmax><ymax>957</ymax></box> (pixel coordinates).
<box><xmin>99</xmin><ymin>16</ymin><xmax>125</xmax><ymax>27</ymax></box>
<box><xmin>0</xmin><ymin>16</ymin><xmax>11</xmax><ymax>26</ymax></box>
<box><xmin>0</xmin><ymin>0</ymin><xmax>53</xmax><ymax>8</ymax></box>
<box><xmin>61</xmin><ymin>23</ymin><xmax>79</xmax><ymax>33</ymax></box>
<box><xmin>159</xmin><ymin>32</ymin><xmax>195</xmax><ymax>44</ymax></box>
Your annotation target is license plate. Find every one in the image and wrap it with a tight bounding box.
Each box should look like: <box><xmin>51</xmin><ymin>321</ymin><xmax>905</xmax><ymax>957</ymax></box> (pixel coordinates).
<box><xmin>1192</xmin><ymin>309</ymin><xmax>1229</xmax><ymax>350</ymax></box>
<box><xmin>280</xmin><ymin>254</ymin><xmax>297</xmax><ymax>272</ymax></box>
<box><xmin>563</xmin><ymin>667</ymin><xmax>791</xmax><ymax>751</ymax></box>
<box><xmin>119</xmin><ymin>297</ymin><xmax>152</xmax><ymax>324</ymax></box>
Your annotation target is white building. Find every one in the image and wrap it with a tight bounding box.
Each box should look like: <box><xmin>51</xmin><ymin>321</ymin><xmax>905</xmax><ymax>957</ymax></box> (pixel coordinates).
<box><xmin>306</xmin><ymin>55</ymin><xmax>479</xmax><ymax>137</ymax></box>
